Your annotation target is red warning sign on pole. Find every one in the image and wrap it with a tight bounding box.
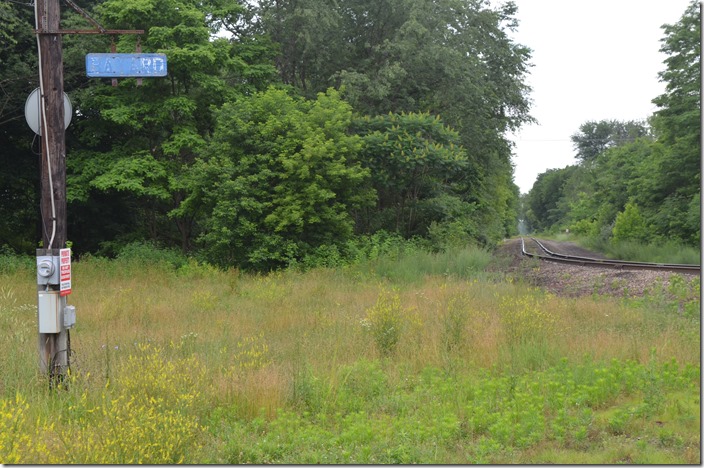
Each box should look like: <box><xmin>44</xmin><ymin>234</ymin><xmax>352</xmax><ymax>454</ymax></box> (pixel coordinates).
<box><xmin>59</xmin><ymin>248</ymin><xmax>71</xmax><ymax>296</ymax></box>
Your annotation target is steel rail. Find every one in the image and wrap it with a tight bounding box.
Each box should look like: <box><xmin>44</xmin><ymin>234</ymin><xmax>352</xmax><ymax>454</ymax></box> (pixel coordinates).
<box><xmin>520</xmin><ymin>237</ymin><xmax>701</xmax><ymax>273</ymax></box>
<box><xmin>530</xmin><ymin>237</ymin><xmax>697</xmax><ymax>268</ymax></box>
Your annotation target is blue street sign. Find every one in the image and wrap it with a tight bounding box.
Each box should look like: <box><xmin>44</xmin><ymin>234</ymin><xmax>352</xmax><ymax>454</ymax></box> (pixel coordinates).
<box><xmin>86</xmin><ymin>53</ymin><xmax>167</xmax><ymax>78</ymax></box>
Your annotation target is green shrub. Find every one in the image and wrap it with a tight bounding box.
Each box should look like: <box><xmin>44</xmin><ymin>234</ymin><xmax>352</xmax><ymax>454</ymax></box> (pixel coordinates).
<box><xmin>361</xmin><ymin>288</ymin><xmax>407</xmax><ymax>357</ymax></box>
<box><xmin>346</xmin><ymin>231</ymin><xmax>420</xmax><ymax>262</ymax></box>
<box><xmin>297</xmin><ymin>244</ymin><xmax>348</xmax><ymax>269</ymax></box>
<box><xmin>612</xmin><ymin>202</ymin><xmax>649</xmax><ymax>243</ymax></box>
<box><xmin>116</xmin><ymin>241</ymin><xmax>188</xmax><ymax>269</ymax></box>
<box><xmin>0</xmin><ymin>246</ymin><xmax>33</xmax><ymax>275</ymax></box>
<box><xmin>569</xmin><ymin>218</ymin><xmax>599</xmax><ymax>237</ymax></box>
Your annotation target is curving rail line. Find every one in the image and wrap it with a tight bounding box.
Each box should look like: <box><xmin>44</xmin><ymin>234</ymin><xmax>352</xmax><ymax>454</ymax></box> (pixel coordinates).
<box><xmin>520</xmin><ymin>237</ymin><xmax>701</xmax><ymax>274</ymax></box>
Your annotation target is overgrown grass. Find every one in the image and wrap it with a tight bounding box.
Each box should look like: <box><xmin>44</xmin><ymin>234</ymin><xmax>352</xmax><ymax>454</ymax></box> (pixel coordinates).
<box><xmin>0</xmin><ymin>245</ymin><xmax>699</xmax><ymax>463</ymax></box>
<box><xmin>353</xmin><ymin>245</ymin><xmax>495</xmax><ymax>283</ymax></box>
<box><xmin>599</xmin><ymin>239</ymin><xmax>701</xmax><ymax>265</ymax></box>
<box><xmin>547</xmin><ymin>233</ymin><xmax>701</xmax><ymax>265</ymax></box>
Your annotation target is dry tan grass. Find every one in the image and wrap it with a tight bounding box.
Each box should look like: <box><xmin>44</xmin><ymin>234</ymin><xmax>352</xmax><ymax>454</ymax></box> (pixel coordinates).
<box><xmin>0</xmin><ymin>258</ymin><xmax>697</xmax><ymax>412</ymax></box>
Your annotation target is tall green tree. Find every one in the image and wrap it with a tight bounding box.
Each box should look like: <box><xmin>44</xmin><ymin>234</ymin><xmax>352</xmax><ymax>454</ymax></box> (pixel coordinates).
<box><xmin>189</xmin><ymin>88</ymin><xmax>374</xmax><ymax>270</ymax></box>
<box><xmin>257</xmin><ymin>0</ymin><xmax>533</xmax><ymax>244</ymax></box>
<box><xmin>352</xmin><ymin>112</ymin><xmax>472</xmax><ymax>239</ymax></box>
<box><xmin>649</xmin><ymin>0</ymin><xmax>701</xmax><ymax>243</ymax></box>
<box><xmin>527</xmin><ymin>1</ymin><xmax>700</xmax><ymax>245</ymax></box>
<box><xmin>65</xmin><ymin>0</ymin><xmax>277</xmax><ymax>254</ymax></box>
<box><xmin>0</xmin><ymin>2</ymin><xmax>41</xmax><ymax>252</ymax></box>
<box><xmin>524</xmin><ymin>166</ymin><xmax>579</xmax><ymax>232</ymax></box>
<box><xmin>571</xmin><ymin>120</ymin><xmax>651</xmax><ymax>164</ymax></box>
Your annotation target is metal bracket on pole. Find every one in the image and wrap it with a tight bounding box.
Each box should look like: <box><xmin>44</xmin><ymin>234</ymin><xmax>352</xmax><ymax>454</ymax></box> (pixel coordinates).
<box><xmin>63</xmin><ymin>0</ymin><xmax>106</xmax><ymax>33</ymax></box>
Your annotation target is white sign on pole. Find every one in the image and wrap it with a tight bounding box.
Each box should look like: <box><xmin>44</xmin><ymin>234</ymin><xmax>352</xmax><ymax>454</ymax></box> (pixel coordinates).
<box><xmin>59</xmin><ymin>248</ymin><xmax>71</xmax><ymax>296</ymax></box>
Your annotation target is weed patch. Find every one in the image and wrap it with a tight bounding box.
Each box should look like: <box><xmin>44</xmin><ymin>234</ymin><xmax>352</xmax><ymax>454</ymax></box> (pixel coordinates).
<box><xmin>0</xmin><ymin>254</ymin><xmax>698</xmax><ymax>464</ymax></box>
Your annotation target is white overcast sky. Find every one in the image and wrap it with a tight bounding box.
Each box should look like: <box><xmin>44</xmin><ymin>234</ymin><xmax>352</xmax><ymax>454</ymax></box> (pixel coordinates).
<box><xmin>505</xmin><ymin>0</ymin><xmax>693</xmax><ymax>194</ymax></box>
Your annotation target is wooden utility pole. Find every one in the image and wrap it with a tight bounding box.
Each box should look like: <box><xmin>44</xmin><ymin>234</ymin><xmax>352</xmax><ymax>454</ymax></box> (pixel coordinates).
<box><xmin>31</xmin><ymin>0</ymin><xmax>148</xmax><ymax>383</ymax></box>
<box><xmin>35</xmin><ymin>0</ymin><xmax>69</xmax><ymax>380</ymax></box>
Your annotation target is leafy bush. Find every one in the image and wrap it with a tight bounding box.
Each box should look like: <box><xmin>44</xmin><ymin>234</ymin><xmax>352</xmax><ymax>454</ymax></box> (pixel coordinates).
<box><xmin>353</xmin><ymin>112</ymin><xmax>470</xmax><ymax>239</ymax></box>
<box><xmin>193</xmin><ymin>87</ymin><xmax>374</xmax><ymax>271</ymax></box>
<box><xmin>296</xmin><ymin>243</ymin><xmax>348</xmax><ymax>270</ymax></box>
<box><xmin>427</xmin><ymin>217</ymin><xmax>477</xmax><ymax>251</ymax></box>
<box><xmin>611</xmin><ymin>202</ymin><xmax>649</xmax><ymax>243</ymax></box>
<box><xmin>568</xmin><ymin>218</ymin><xmax>599</xmax><ymax>237</ymax></box>
<box><xmin>346</xmin><ymin>231</ymin><xmax>420</xmax><ymax>262</ymax></box>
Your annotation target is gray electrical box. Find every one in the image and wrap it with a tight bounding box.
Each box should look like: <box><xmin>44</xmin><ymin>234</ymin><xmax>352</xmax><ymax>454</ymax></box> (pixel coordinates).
<box><xmin>38</xmin><ymin>290</ymin><xmax>61</xmax><ymax>333</ymax></box>
<box><xmin>64</xmin><ymin>305</ymin><xmax>76</xmax><ymax>329</ymax></box>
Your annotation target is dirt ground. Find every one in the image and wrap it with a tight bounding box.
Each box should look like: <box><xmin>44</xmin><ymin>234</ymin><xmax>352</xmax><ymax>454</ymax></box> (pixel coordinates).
<box><xmin>492</xmin><ymin>238</ymin><xmax>701</xmax><ymax>299</ymax></box>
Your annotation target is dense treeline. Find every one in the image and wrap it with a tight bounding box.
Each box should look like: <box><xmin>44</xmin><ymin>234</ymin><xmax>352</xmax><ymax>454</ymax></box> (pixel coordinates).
<box><xmin>524</xmin><ymin>2</ymin><xmax>700</xmax><ymax>248</ymax></box>
<box><xmin>0</xmin><ymin>0</ymin><xmax>531</xmax><ymax>269</ymax></box>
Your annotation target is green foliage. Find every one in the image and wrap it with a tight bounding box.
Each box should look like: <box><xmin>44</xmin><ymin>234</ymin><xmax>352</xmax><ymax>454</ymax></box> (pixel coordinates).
<box><xmin>525</xmin><ymin>166</ymin><xmax>580</xmax><ymax>232</ymax></box>
<box><xmin>193</xmin><ymin>87</ymin><xmax>374</xmax><ymax>270</ymax></box>
<box><xmin>293</xmin><ymin>230</ymin><xmax>413</xmax><ymax>270</ymax></box>
<box><xmin>56</xmin><ymin>0</ymin><xmax>281</xmax><ymax>254</ymax></box>
<box><xmin>0</xmin><ymin>248</ymin><xmax>34</xmax><ymax>275</ymax></box>
<box><xmin>0</xmin><ymin>3</ymin><xmax>23</xmax><ymax>48</ymax></box>
<box><xmin>526</xmin><ymin>2</ymin><xmax>700</xmax><ymax>249</ymax></box>
<box><xmin>115</xmin><ymin>240</ymin><xmax>188</xmax><ymax>269</ymax></box>
<box><xmin>258</xmin><ymin>0</ymin><xmax>531</xmax><ymax>244</ymax></box>
<box><xmin>353</xmin><ymin>243</ymin><xmax>494</xmax><ymax>284</ymax></box>
<box><xmin>361</xmin><ymin>288</ymin><xmax>408</xmax><ymax>357</ymax></box>
<box><xmin>580</xmin><ymin>236</ymin><xmax>701</xmax><ymax>266</ymax></box>
<box><xmin>64</xmin><ymin>0</ymin><xmax>221</xmax><ymax>252</ymax></box>
<box><xmin>4</xmin><ymin>0</ymin><xmax>697</xmax><ymax>267</ymax></box>
<box><xmin>611</xmin><ymin>202</ymin><xmax>649</xmax><ymax>243</ymax></box>
<box><xmin>347</xmin><ymin>231</ymin><xmax>420</xmax><ymax>262</ymax></box>
<box><xmin>1</xmin><ymin>0</ymin><xmax>530</xmax><ymax>260</ymax></box>
<box><xmin>210</xmin><ymin>357</ymin><xmax>699</xmax><ymax>464</ymax></box>
<box><xmin>0</xmin><ymin>3</ymin><xmax>39</xmax><ymax>253</ymax></box>
<box><xmin>571</xmin><ymin>120</ymin><xmax>651</xmax><ymax>163</ymax></box>
<box><xmin>353</xmin><ymin>112</ymin><xmax>473</xmax><ymax>238</ymax></box>
<box><xmin>651</xmin><ymin>1</ymin><xmax>701</xmax><ymax>209</ymax></box>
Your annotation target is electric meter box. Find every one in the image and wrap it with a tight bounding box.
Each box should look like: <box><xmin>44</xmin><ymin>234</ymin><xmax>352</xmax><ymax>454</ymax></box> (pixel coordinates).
<box><xmin>38</xmin><ymin>290</ymin><xmax>61</xmax><ymax>333</ymax></box>
<box><xmin>36</xmin><ymin>255</ymin><xmax>60</xmax><ymax>286</ymax></box>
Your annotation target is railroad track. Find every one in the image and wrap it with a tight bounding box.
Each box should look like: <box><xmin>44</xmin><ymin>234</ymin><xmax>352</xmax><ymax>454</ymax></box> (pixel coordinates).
<box><xmin>520</xmin><ymin>237</ymin><xmax>701</xmax><ymax>274</ymax></box>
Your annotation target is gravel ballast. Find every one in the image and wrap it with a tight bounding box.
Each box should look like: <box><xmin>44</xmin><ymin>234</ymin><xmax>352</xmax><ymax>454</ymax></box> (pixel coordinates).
<box><xmin>495</xmin><ymin>238</ymin><xmax>700</xmax><ymax>299</ymax></box>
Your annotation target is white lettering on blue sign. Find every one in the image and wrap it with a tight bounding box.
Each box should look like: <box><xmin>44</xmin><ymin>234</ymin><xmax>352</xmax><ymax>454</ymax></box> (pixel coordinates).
<box><xmin>86</xmin><ymin>53</ymin><xmax>168</xmax><ymax>78</ymax></box>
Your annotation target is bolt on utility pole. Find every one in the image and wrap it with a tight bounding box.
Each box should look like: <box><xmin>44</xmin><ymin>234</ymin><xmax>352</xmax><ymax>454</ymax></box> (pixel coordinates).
<box><xmin>34</xmin><ymin>0</ymin><xmax>70</xmax><ymax>382</ymax></box>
